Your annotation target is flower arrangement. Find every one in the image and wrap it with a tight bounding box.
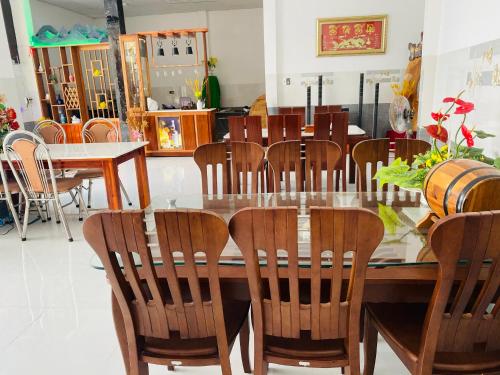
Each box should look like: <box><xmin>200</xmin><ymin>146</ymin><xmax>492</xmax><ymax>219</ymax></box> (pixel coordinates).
<box><xmin>375</xmin><ymin>91</ymin><xmax>500</xmax><ymax>189</ymax></box>
<box><xmin>126</xmin><ymin>108</ymin><xmax>149</xmax><ymax>141</ymax></box>
<box><xmin>207</xmin><ymin>56</ymin><xmax>218</xmax><ymax>73</ymax></box>
<box><xmin>0</xmin><ymin>95</ymin><xmax>20</xmax><ymax>152</ymax></box>
<box><xmin>391</xmin><ymin>79</ymin><xmax>416</xmax><ymax>98</ymax></box>
<box><xmin>186</xmin><ymin>78</ymin><xmax>206</xmax><ymax>101</ymax></box>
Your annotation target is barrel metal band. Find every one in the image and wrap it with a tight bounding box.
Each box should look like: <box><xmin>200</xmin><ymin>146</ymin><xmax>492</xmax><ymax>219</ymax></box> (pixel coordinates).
<box><xmin>443</xmin><ymin>166</ymin><xmax>490</xmax><ymax>215</ymax></box>
<box><xmin>455</xmin><ymin>175</ymin><xmax>497</xmax><ymax>213</ymax></box>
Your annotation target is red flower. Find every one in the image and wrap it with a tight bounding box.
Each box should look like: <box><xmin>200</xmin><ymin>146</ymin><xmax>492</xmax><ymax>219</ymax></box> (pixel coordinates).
<box><xmin>6</xmin><ymin>108</ymin><xmax>16</xmax><ymax>120</ymax></box>
<box><xmin>454</xmin><ymin>99</ymin><xmax>475</xmax><ymax>114</ymax></box>
<box><xmin>443</xmin><ymin>97</ymin><xmax>456</xmax><ymax>103</ymax></box>
<box><xmin>431</xmin><ymin>112</ymin><xmax>450</xmax><ymax>122</ymax></box>
<box><xmin>425</xmin><ymin>124</ymin><xmax>448</xmax><ymax>143</ymax></box>
<box><xmin>10</xmin><ymin>121</ymin><xmax>19</xmax><ymax>130</ymax></box>
<box><xmin>461</xmin><ymin>124</ymin><xmax>474</xmax><ymax>147</ymax></box>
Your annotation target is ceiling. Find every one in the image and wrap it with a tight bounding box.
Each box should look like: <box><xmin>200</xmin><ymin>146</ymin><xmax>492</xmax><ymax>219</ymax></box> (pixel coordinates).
<box><xmin>38</xmin><ymin>0</ymin><xmax>263</xmax><ymax>18</ymax></box>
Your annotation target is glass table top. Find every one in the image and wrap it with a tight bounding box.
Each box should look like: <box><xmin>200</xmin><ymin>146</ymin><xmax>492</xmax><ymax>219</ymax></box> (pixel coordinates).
<box><xmin>91</xmin><ymin>192</ymin><xmax>435</xmax><ymax>270</ymax></box>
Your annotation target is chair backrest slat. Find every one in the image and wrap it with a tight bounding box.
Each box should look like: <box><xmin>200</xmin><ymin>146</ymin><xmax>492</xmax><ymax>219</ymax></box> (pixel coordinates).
<box><xmin>268</xmin><ymin>114</ymin><xmax>301</xmax><ymax>145</ymax></box>
<box><xmin>315</xmin><ymin>105</ymin><xmax>342</xmax><ymax>114</ymax></box>
<box><xmin>228</xmin><ymin>116</ymin><xmax>263</xmax><ymax>145</ymax></box>
<box><xmin>304</xmin><ymin>140</ymin><xmax>342</xmax><ymax>192</ymax></box>
<box><xmin>267</xmin><ymin>140</ymin><xmax>303</xmax><ymax>193</ymax></box>
<box><xmin>229</xmin><ymin>206</ymin><xmax>384</xmax><ymax>342</ymax></box>
<box><xmin>230</xmin><ymin>141</ymin><xmax>265</xmax><ymax>194</ymax></box>
<box><xmin>417</xmin><ymin>211</ymin><xmax>500</xmax><ymax>373</ymax></box>
<box><xmin>394</xmin><ymin>138</ymin><xmax>431</xmax><ymax>165</ymax></box>
<box><xmin>194</xmin><ymin>143</ymin><xmax>229</xmax><ymax>195</ymax></box>
<box><xmin>278</xmin><ymin>107</ymin><xmax>305</xmax><ymax>127</ymax></box>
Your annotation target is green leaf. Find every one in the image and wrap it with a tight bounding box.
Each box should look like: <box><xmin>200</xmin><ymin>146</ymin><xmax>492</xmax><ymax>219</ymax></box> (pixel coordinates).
<box><xmin>378</xmin><ymin>203</ymin><xmax>402</xmax><ymax>235</ymax></box>
<box><xmin>495</xmin><ymin>157</ymin><xmax>500</xmax><ymax>169</ymax></box>
<box><xmin>473</xmin><ymin>130</ymin><xmax>496</xmax><ymax>139</ymax></box>
<box><xmin>374</xmin><ymin>158</ymin><xmax>426</xmax><ymax>189</ymax></box>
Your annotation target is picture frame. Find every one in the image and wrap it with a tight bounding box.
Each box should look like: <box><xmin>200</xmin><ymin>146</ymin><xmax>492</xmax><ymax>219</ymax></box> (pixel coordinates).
<box><xmin>317</xmin><ymin>15</ymin><xmax>388</xmax><ymax>56</ymax></box>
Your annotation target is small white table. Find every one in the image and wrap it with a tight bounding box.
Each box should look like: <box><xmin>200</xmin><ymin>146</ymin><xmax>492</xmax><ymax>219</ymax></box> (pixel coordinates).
<box><xmin>2</xmin><ymin>142</ymin><xmax>150</xmax><ymax>210</ymax></box>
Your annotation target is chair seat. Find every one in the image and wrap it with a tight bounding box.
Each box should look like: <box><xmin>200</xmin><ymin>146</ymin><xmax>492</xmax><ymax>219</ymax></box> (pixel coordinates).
<box><xmin>0</xmin><ymin>179</ymin><xmax>20</xmax><ymax>194</ymax></box>
<box><xmin>47</xmin><ymin>177</ymin><xmax>83</xmax><ymax>193</ymax></box>
<box><xmin>75</xmin><ymin>168</ymin><xmax>103</xmax><ymax>179</ymax></box>
<box><xmin>265</xmin><ymin>331</ymin><xmax>346</xmax><ymax>359</ymax></box>
<box><xmin>367</xmin><ymin>303</ymin><xmax>500</xmax><ymax>373</ymax></box>
<box><xmin>142</xmin><ymin>300</ymin><xmax>250</xmax><ymax>359</ymax></box>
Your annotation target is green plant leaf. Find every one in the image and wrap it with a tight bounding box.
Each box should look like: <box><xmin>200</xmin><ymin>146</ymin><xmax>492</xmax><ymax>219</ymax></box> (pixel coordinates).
<box><xmin>473</xmin><ymin>130</ymin><xmax>496</xmax><ymax>139</ymax></box>
<box><xmin>374</xmin><ymin>158</ymin><xmax>426</xmax><ymax>189</ymax></box>
<box><xmin>378</xmin><ymin>203</ymin><xmax>402</xmax><ymax>235</ymax></box>
<box><xmin>495</xmin><ymin>157</ymin><xmax>500</xmax><ymax>169</ymax></box>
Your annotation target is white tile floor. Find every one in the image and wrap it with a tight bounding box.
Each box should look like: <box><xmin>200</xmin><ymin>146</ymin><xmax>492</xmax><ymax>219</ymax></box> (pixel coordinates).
<box><xmin>0</xmin><ymin>157</ymin><xmax>409</xmax><ymax>374</ymax></box>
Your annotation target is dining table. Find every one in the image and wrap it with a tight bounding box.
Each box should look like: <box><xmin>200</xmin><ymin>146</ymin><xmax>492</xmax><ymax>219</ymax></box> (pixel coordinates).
<box><xmin>2</xmin><ymin>141</ymin><xmax>150</xmax><ymax>210</ymax></box>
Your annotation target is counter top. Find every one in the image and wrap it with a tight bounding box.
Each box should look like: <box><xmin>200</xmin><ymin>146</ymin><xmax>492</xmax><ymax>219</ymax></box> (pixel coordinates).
<box><xmin>147</xmin><ymin>108</ymin><xmax>216</xmax><ymax>114</ymax></box>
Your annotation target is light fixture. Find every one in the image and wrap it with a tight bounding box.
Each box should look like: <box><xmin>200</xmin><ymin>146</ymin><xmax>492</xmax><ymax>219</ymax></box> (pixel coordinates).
<box><xmin>172</xmin><ymin>38</ymin><xmax>179</xmax><ymax>56</ymax></box>
<box><xmin>186</xmin><ymin>37</ymin><xmax>193</xmax><ymax>55</ymax></box>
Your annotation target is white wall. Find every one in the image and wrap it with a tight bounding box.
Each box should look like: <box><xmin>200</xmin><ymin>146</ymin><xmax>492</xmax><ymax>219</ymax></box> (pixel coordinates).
<box><xmin>264</xmin><ymin>0</ymin><xmax>425</xmax><ymax>107</ymax></box>
<box><xmin>124</xmin><ymin>8</ymin><xmax>265</xmax><ymax>107</ymax></box>
<box><xmin>419</xmin><ymin>0</ymin><xmax>500</xmax><ymax>157</ymax></box>
<box><xmin>30</xmin><ymin>0</ymin><xmax>94</xmax><ymax>31</ymax></box>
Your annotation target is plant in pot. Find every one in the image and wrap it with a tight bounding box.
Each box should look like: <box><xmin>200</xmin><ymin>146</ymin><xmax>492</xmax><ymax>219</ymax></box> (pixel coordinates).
<box><xmin>186</xmin><ymin>78</ymin><xmax>205</xmax><ymax>110</ymax></box>
<box><xmin>375</xmin><ymin>91</ymin><xmax>500</xmax><ymax>219</ymax></box>
<box><xmin>0</xmin><ymin>95</ymin><xmax>20</xmax><ymax>152</ymax></box>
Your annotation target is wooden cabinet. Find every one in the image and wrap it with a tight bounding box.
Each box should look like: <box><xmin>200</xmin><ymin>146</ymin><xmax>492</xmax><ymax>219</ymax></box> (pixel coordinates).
<box><xmin>144</xmin><ymin>110</ymin><xmax>215</xmax><ymax>156</ymax></box>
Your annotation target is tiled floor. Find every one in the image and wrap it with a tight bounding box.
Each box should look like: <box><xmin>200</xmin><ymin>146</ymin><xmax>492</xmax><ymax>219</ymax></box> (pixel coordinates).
<box><xmin>0</xmin><ymin>157</ymin><xmax>408</xmax><ymax>374</ymax></box>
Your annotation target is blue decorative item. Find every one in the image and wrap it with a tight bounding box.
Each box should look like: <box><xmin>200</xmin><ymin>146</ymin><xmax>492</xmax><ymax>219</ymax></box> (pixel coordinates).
<box><xmin>31</xmin><ymin>24</ymin><xmax>108</xmax><ymax>47</ymax></box>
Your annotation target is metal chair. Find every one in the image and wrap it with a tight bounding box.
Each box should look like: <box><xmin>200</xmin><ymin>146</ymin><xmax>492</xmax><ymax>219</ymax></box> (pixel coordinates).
<box><xmin>3</xmin><ymin>130</ymin><xmax>87</xmax><ymax>241</ymax></box>
<box><xmin>0</xmin><ymin>156</ymin><xmax>22</xmax><ymax>238</ymax></box>
<box><xmin>79</xmin><ymin>118</ymin><xmax>132</xmax><ymax>208</ymax></box>
<box><xmin>33</xmin><ymin>119</ymin><xmax>66</xmax><ymax>144</ymax></box>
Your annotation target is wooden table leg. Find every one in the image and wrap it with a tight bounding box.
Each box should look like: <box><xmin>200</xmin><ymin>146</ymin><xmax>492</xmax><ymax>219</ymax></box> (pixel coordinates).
<box><xmin>102</xmin><ymin>159</ymin><xmax>123</xmax><ymax>210</ymax></box>
<box><xmin>134</xmin><ymin>147</ymin><xmax>151</xmax><ymax>209</ymax></box>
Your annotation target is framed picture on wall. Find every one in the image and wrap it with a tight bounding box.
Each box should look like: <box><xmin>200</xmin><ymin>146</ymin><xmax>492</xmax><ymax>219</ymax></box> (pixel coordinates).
<box><xmin>317</xmin><ymin>15</ymin><xmax>388</xmax><ymax>56</ymax></box>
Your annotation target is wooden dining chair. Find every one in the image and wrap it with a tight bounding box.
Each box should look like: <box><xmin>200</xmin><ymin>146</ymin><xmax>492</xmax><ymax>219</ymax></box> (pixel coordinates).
<box><xmin>267</xmin><ymin>114</ymin><xmax>301</xmax><ymax>146</ymax></box>
<box><xmin>194</xmin><ymin>143</ymin><xmax>230</xmax><ymax>195</ymax></box>
<box><xmin>352</xmin><ymin>138</ymin><xmax>390</xmax><ymax>193</ymax></box>
<box><xmin>229</xmin><ymin>206</ymin><xmax>384</xmax><ymax>375</ymax></box>
<box><xmin>267</xmin><ymin>140</ymin><xmax>303</xmax><ymax>192</ymax></box>
<box><xmin>228</xmin><ymin>116</ymin><xmax>263</xmax><ymax>145</ymax></box>
<box><xmin>33</xmin><ymin>119</ymin><xmax>67</xmax><ymax>144</ymax></box>
<box><xmin>79</xmin><ymin>118</ymin><xmax>132</xmax><ymax>208</ymax></box>
<box><xmin>83</xmin><ymin>209</ymin><xmax>251</xmax><ymax>375</ymax></box>
<box><xmin>230</xmin><ymin>141</ymin><xmax>265</xmax><ymax>194</ymax></box>
<box><xmin>315</xmin><ymin>105</ymin><xmax>342</xmax><ymax>114</ymax></box>
<box><xmin>3</xmin><ymin>130</ymin><xmax>86</xmax><ymax>241</ymax></box>
<box><xmin>313</xmin><ymin>112</ymin><xmax>348</xmax><ymax>191</ymax></box>
<box><xmin>395</xmin><ymin>138</ymin><xmax>431</xmax><ymax>165</ymax></box>
<box><xmin>278</xmin><ymin>106</ymin><xmax>305</xmax><ymax>127</ymax></box>
<box><xmin>364</xmin><ymin>211</ymin><xmax>500</xmax><ymax>375</ymax></box>
<box><xmin>304</xmin><ymin>140</ymin><xmax>342</xmax><ymax>192</ymax></box>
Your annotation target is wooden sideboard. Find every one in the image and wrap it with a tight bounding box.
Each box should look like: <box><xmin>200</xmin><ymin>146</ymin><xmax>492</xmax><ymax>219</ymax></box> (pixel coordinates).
<box><xmin>143</xmin><ymin>109</ymin><xmax>215</xmax><ymax>156</ymax></box>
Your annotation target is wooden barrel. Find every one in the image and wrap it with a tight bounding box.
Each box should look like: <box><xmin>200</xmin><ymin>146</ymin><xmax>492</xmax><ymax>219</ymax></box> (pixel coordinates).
<box><xmin>423</xmin><ymin>159</ymin><xmax>500</xmax><ymax>218</ymax></box>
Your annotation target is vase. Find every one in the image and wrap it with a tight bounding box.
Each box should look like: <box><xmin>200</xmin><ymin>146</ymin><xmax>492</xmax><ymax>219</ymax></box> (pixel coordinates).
<box><xmin>196</xmin><ymin>100</ymin><xmax>204</xmax><ymax>110</ymax></box>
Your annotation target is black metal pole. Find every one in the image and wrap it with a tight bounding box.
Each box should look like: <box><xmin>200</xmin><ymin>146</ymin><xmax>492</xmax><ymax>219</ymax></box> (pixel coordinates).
<box><xmin>1</xmin><ymin>0</ymin><xmax>19</xmax><ymax>64</ymax></box>
<box><xmin>318</xmin><ymin>75</ymin><xmax>323</xmax><ymax>106</ymax></box>
<box><xmin>372</xmin><ymin>83</ymin><xmax>380</xmax><ymax>139</ymax></box>
<box><xmin>358</xmin><ymin>73</ymin><xmax>364</xmax><ymax>129</ymax></box>
<box><xmin>104</xmin><ymin>0</ymin><xmax>127</xmax><ymax>139</ymax></box>
<box><xmin>306</xmin><ymin>86</ymin><xmax>311</xmax><ymax>125</ymax></box>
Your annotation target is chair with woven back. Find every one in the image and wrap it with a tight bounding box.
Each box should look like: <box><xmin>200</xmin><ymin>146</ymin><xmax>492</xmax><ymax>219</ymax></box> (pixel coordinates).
<box><xmin>313</xmin><ymin>111</ymin><xmax>349</xmax><ymax>191</ymax></box>
<box><xmin>33</xmin><ymin>119</ymin><xmax>67</xmax><ymax>144</ymax></box>
<box><xmin>364</xmin><ymin>210</ymin><xmax>500</xmax><ymax>375</ymax></box>
<box><xmin>266</xmin><ymin>140</ymin><xmax>303</xmax><ymax>193</ymax></box>
<box><xmin>228</xmin><ymin>116</ymin><xmax>263</xmax><ymax>145</ymax></box>
<box><xmin>193</xmin><ymin>142</ymin><xmax>230</xmax><ymax>195</ymax></box>
<box><xmin>83</xmin><ymin>209</ymin><xmax>251</xmax><ymax>374</ymax></box>
<box><xmin>304</xmin><ymin>140</ymin><xmax>342</xmax><ymax>192</ymax></box>
<box><xmin>229</xmin><ymin>206</ymin><xmax>384</xmax><ymax>374</ymax></box>
<box><xmin>230</xmin><ymin>141</ymin><xmax>265</xmax><ymax>194</ymax></box>
<box><xmin>352</xmin><ymin>138</ymin><xmax>431</xmax><ymax>193</ymax></box>
<box><xmin>78</xmin><ymin>118</ymin><xmax>132</xmax><ymax>208</ymax></box>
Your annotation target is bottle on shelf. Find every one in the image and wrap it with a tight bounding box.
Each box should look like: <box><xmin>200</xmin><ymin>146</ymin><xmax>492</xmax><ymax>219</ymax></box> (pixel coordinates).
<box><xmin>56</xmin><ymin>94</ymin><xmax>64</xmax><ymax>105</ymax></box>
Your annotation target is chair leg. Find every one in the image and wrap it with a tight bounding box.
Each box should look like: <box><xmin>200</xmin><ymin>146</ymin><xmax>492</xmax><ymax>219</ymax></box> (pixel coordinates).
<box><xmin>35</xmin><ymin>200</ymin><xmax>46</xmax><ymax>223</ymax></box>
<box><xmin>5</xmin><ymin>193</ymin><xmax>22</xmax><ymax>238</ymax></box>
<box><xmin>18</xmin><ymin>193</ymin><xmax>24</xmax><ymax>216</ymax></box>
<box><xmin>254</xmin><ymin>330</ymin><xmax>268</xmax><ymax>375</ymax></box>
<box><xmin>76</xmin><ymin>188</ymin><xmax>88</xmax><ymax>221</ymax></box>
<box><xmin>68</xmin><ymin>190</ymin><xmax>79</xmax><ymax>208</ymax></box>
<box><xmin>87</xmin><ymin>179</ymin><xmax>93</xmax><ymax>209</ymax></box>
<box><xmin>55</xmin><ymin>199</ymin><xmax>73</xmax><ymax>242</ymax></box>
<box><xmin>167</xmin><ymin>366</ymin><xmax>174</xmax><ymax>371</ymax></box>
<box><xmin>52</xmin><ymin>200</ymin><xmax>60</xmax><ymax>224</ymax></box>
<box><xmin>363</xmin><ymin>310</ymin><xmax>378</xmax><ymax>375</ymax></box>
<box><xmin>119</xmin><ymin>178</ymin><xmax>133</xmax><ymax>206</ymax></box>
<box><xmin>240</xmin><ymin>315</ymin><xmax>252</xmax><ymax>374</ymax></box>
<box><xmin>21</xmin><ymin>198</ymin><xmax>30</xmax><ymax>241</ymax></box>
